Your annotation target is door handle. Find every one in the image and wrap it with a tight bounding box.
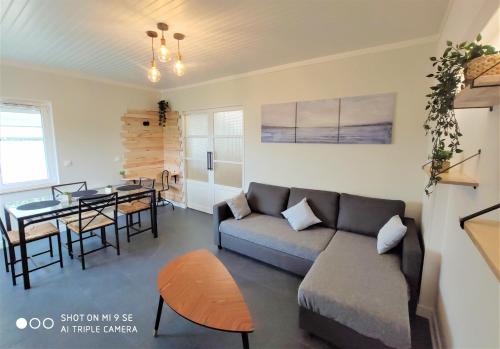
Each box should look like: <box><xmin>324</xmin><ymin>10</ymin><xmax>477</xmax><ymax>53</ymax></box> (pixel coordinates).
<box><xmin>207</xmin><ymin>151</ymin><xmax>213</xmax><ymax>170</ymax></box>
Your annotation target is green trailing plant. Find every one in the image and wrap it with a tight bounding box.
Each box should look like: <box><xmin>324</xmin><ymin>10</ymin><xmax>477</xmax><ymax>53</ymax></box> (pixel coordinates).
<box><xmin>424</xmin><ymin>34</ymin><xmax>498</xmax><ymax>195</ymax></box>
<box><xmin>119</xmin><ymin>170</ymin><xmax>125</xmax><ymax>177</ymax></box>
<box><xmin>434</xmin><ymin>149</ymin><xmax>452</xmax><ymax>161</ymax></box>
<box><xmin>158</xmin><ymin>100</ymin><xmax>170</xmax><ymax>127</ymax></box>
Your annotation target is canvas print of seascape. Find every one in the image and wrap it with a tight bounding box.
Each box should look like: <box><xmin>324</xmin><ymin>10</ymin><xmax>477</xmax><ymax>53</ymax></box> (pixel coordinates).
<box><xmin>296</xmin><ymin>98</ymin><xmax>339</xmax><ymax>143</ymax></box>
<box><xmin>261</xmin><ymin>93</ymin><xmax>395</xmax><ymax>144</ymax></box>
<box><xmin>261</xmin><ymin>102</ymin><xmax>296</xmax><ymax>143</ymax></box>
<box><xmin>338</xmin><ymin>93</ymin><xmax>395</xmax><ymax>144</ymax></box>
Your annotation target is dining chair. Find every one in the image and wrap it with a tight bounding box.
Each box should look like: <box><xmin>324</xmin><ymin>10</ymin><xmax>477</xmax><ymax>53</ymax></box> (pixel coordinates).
<box><xmin>51</xmin><ymin>182</ymin><xmax>99</xmax><ymax>232</ymax></box>
<box><xmin>66</xmin><ymin>193</ymin><xmax>119</xmax><ymax>270</ymax></box>
<box><xmin>157</xmin><ymin>170</ymin><xmax>175</xmax><ymax>210</ymax></box>
<box><xmin>1</xmin><ymin>215</ymin><xmax>63</xmax><ymax>286</ymax></box>
<box><xmin>118</xmin><ymin>178</ymin><xmax>155</xmax><ymax>242</ymax></box>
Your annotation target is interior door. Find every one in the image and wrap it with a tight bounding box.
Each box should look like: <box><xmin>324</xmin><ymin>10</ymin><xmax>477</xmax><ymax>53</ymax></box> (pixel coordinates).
<box><xmin>213</xmin><ymin>110</ymin><xmax>243</xmax><ymax>204</ymax></box>
<box><xmin>185</xmin><ymin>109</ymin><xmax>243</xmax><ymax>213</ymax></box>
<box><xmin>185</xmin><ymin>112</ymin><xmax>212</xmax><ymax>213</ymax></box>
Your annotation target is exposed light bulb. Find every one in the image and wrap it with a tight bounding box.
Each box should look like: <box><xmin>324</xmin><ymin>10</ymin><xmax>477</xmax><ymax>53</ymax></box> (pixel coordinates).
<box><xmin>173</xmin><ymin>56</ymin><xmax>185</xmax><ymax>76</ymax></box>
<box><xmin>148</xmin><ymin>60</ymin><xmax>161</xmax><ymax>83</ymax></box>
<box><xmin>158</xmin><ymin>37</ymin><xmax>171</xmax><ymax>62</ymax></box>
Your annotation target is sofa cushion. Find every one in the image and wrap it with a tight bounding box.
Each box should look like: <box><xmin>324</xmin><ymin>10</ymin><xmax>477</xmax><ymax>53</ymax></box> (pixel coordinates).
<box><xmin>247</xmin><ymin>182</ymin><xmax>290</xmax><ymax>218</ymax></box>
<box><xmin>298</xmin><ymin>231</ymin><xmax>410</xmax><ymax>349</ymax></box>
<box><xmin>282</xmin><ymin>198</ymin><xmax>321</xmax><ymax>231</ymax></box>
<box><xmin>219</xmin><ymin>213</ymin><xmax>334</xmax><ymax>261</ymax></box>
<box><xmin>226</xmin><ymin>191</ymin><xmax>251</xmax><ymax>220</ymax></box>
<box><xmin>288</xmin><ymin>187</ymin><xmax>339</xmax><ymax>229</ymax></box>
<box><xmin>337</xmin><ymin>194</ymin><xmax>405</xmax><ymax>237</ymax></box>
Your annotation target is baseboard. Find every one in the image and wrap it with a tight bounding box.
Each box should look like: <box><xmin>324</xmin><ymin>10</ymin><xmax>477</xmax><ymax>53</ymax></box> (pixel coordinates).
<box><xmin>171</xmin><ymin>201</ymin><xmax>186</xmax><ymax>209</ymax></box>
<box><xmin>184</xmin><ymin>202</ymin><xmax>210</xmax><ymax>213</ymax></box>
<box><xmin>416</xmin><ymin>304</ymin><xmax>442</xmax><ymax>349</ymax></box>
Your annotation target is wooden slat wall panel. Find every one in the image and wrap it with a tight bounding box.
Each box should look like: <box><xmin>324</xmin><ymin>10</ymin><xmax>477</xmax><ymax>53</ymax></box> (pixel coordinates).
<box><xmin>122</xmin><ymin>110</ymin><xmax>165</xmax><ymax>184</ymax></box>
<box><xmin>163</xmin><ymin>111</ymin><xmax>185</xmax><ymax>203</ymax></box>
<box><xmin>121</xmin><ymin>110</ymin><xmax>185</xmax><ymax>204</ymax></box>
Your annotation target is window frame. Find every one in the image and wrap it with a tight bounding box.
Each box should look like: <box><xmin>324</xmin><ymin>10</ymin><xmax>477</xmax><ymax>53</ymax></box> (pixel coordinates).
<box><xmin>0</xmin><ymin>98</ymin><xmax>60</xmax><ymax>194</ymax></box>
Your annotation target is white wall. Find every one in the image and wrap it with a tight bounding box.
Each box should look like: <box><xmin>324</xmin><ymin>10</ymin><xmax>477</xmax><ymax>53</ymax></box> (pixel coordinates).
<box><xmin>164</xmin><ymin>40</ymin><xmax>436</xmax><ymax>220</ymax></box>
<box><xmin>0</xmin><ymin>64</ymin><xmax>159</xmax><ymax>205</ymax></box>
<box><xmin>418</xmin><ymin>1</ymin><xmax>500</xmax><ymax>347</ymax></box>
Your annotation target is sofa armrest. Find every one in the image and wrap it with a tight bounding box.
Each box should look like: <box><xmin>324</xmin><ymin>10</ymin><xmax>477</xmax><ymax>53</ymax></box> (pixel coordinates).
<box><xmin>213</xmin><ymin>201</ymin><xmax>233</xmax><ymax>247</ymax></box>
<box><xmin>402</xmin><ymin>217</ymin><xmax>424</xmax><ymax>316</ymax></box>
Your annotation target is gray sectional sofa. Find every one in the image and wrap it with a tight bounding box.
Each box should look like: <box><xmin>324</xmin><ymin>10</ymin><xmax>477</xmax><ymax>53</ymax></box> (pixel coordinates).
<box><xmin>213</xmin><ymin>182</ymin><xmax>424</xmax><ymax>349</ymax></box>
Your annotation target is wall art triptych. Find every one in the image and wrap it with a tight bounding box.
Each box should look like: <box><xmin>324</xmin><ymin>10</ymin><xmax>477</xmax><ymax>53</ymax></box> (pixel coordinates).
<box><xmin>261</xmin><ymin>93</ymin><xmax>396</xmax><ymax>144</ymax></box>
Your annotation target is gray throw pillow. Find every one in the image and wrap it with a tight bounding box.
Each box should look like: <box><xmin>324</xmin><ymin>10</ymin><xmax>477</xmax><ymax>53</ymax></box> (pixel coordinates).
<box><xmin>377</xmin><ymin>215</ymin><xmax>407</xmax><ymax>254</ymax></box>
<box><xmin>281</xmin><ymin>198</ymin><xmax>321</xmax><ymax>231</ymax></box>
<box><xmin>226</xmin><ymin>192</ymin><xmax>251</xmax><ymax>220</ymax></box>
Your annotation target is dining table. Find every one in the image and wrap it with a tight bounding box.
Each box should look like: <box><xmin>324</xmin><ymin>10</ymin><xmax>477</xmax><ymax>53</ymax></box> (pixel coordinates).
<box><xmin>3</xmin><ymin>184</ymin><xmax>158</xmax><ymax>289</ymax></box>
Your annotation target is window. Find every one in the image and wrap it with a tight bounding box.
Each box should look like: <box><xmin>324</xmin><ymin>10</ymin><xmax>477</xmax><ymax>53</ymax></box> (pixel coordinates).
<box><xmin>0</xmin><ymin>101</ymin><xmax>59</xmax><ymax>193</ymax></box>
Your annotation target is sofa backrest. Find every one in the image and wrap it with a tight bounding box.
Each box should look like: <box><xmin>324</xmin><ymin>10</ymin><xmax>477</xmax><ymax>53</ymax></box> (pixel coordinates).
<box><xmin>287</xmin><ymin>187</ymin><xmax>339</xmax><ymax>229</ymax></box>
<box><xmin>337</xmin><ymin>193</ymin><xmax>405</xmax><ymax>237</ymax></box>
<box><xmin>247</xmin><ymin>182</ymin><xmax>290</xmax><ymax>218</ymax></box>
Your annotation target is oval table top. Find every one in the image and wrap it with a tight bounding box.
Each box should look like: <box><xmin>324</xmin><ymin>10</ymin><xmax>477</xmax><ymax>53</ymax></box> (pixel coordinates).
<box><xmin>157</xmin><ymin>249</ymin><xmax>254</xmax><ymax>333</ymax></box>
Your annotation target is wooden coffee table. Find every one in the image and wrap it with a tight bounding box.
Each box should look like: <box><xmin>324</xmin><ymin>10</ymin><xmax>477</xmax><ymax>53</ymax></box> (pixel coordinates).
<box><xmin>154</xmin><ymin>249</ymin><xmax>254</xmax><ymax>348</ymax></box>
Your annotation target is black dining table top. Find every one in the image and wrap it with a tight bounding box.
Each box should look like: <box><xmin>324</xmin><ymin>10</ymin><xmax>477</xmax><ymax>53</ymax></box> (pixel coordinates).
<box><xmin>5</xmin><ymin>185</ymin><xmax>154</xmax><ymax>220</ymax></box>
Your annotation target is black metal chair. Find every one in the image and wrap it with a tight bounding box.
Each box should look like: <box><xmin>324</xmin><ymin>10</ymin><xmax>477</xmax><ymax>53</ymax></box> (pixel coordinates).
<box><xmin>118</xmin><ymin>177</ymin><xmax>156</xmax><ymax>242</ymax></box>
<box><xmin>51</xmin><ymin>181</ymin><xmax>100</xmax><ymax>257</ymax></box>
<box><xmin>66</xmin><ymin>193</ymin><xmax>119</xmax><ymax>270</ymax></box>
<box><xmin>51</xmin><ymin>181</ymin><xmax>88</xmax><ymax>200</ymax></box>
<box><xmin>157</xmin><ymin>170</ymin><xmax>175</xmax><ymax>210</ymax></box>
<box><xmin>1</xmin><ymin>215</ymin><xmax>63</xmax><ymax>286</ymax></box>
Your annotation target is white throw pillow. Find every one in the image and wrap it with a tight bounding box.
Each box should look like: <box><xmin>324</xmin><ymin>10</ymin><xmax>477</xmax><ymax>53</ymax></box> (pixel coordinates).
<box><xmin>377</xmin><ymin>215</ymin><xmax>407</xmax><ymax>254</ymax></box>
<box><xmin>226</xmin><ymin>191</ymin><xmax>251</xmax><ymax>220</ymax></box>
<box><xmin>281</xmin><ymin>198</ymin><xmax>321</xmax><ymax>231</ymax></box>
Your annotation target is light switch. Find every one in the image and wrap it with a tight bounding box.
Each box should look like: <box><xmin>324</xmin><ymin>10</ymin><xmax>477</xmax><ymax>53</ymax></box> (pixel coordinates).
<box><xmin>113</xmin><ymin>156</ymin><xmax>121</xmax><ymax>162</ymax></box>
<box><xmin>63</xmin><ymin>160</ymin><xmax>72</xmax><ymax>167</ymax></box>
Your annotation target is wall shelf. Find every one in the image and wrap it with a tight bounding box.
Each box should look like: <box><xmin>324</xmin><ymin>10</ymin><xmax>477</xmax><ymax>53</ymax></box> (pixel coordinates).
<box><xmin>454</xmin><ymin>74</ymin><xmax>500</xmax><ymax>110</ymax></box>
<box><xmin>423</xmin><ymin>168</ymin><xmax>479</xmax><ymax>188</ymax></box>
<box><xmin>464</xmin><ymin>219</ymin><xmax>500</xmax><ymax>281</ymax></box>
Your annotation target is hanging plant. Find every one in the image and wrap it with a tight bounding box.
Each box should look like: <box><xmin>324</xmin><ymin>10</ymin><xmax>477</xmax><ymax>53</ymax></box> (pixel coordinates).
<box><xmin>423</xmin><ymin>34</ymin><xmax>498</xmax><ymax>195</ymax></box>
<box><xmin>158</xmin><ymin>100</ymin><xmax>170</xmax><ymax>127</ymax></box>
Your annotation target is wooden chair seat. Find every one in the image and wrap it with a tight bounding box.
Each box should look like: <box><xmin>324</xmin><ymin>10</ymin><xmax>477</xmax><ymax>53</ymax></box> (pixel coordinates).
<box><xmin>58</xmin><ymin>210</ymin><xmax>100</xmax><ymax>225</ymax></box>
<box><xmin>118</xmin><ymin>201</ymin><xmax>150</xmax><ymax>214</ymax></box>
<box><xmin>67</xmin><ymin>216</ymin><xmax>114</xmax><ymax>234</ymax></box>
<box><xmin>7</xmin><ymin>222</ymin><xmax>59</xmax><ymax>245</ymax></box>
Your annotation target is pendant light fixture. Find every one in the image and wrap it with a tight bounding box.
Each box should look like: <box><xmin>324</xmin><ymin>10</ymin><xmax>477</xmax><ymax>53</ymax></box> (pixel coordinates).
<box><xmin>146</xmin><ymin>31</ymin><xmax>161</xmax><ymax>83</ymax></box>
<box><xmin>173</xmin><ymin>33</ymin><xmax>185</xmax><ymax>77</ymax></box>
<box><xmin>157</xmin><ymin>22</ymin><xmax>171</xmax><ymax>63</ymax></box>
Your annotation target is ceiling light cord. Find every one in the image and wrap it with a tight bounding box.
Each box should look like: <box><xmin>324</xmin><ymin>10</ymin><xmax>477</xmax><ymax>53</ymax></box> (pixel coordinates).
<box><xmin>151</xmin><ymin>37</ymin><xmax>155</xmax><ymax>62</ymax></box>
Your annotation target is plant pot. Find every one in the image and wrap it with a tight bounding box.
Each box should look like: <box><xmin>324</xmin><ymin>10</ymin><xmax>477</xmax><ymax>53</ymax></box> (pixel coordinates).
<box><xmin>61</xmin><ymin>194</ymin><xmax>73</xmax><ymax>204</ymax></box>
<box><xmin>104</xmin><ymin>187</ymin><xmax>113</xmax><ymax>194</ymax></box>
<box><xmin>433</xmin><ymin>160</ymin><xmax>451</xmax><ymax>173</ymax></box>
<box><xmin>465</xmin><ymin>53</ymin><xmax>500</xmax><ymax>81</ymax></box>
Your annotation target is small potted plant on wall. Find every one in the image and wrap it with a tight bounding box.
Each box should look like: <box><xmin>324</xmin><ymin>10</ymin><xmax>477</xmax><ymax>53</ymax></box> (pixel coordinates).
<box><xmin>432</xmin><ymin>149</ymin><xmax>452</xmax><ymax>173</ymax></box>
<box><xmin>158</xmin><ymin>100</ymin><xmax>170</xmax><ymax>127</ymax></box>
<box><xmin>424</xmin><ymin>34</ymin><xmax>498</xmax><ymax>195</ymax></box>
<box><xmin>119</xmin><ymin>170</ymin><xmax>126</xmax><ymax>178</ymax></box>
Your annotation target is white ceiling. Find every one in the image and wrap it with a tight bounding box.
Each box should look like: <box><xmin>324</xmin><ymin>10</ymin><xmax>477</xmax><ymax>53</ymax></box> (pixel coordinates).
<box><xmin>0</xmin><ymin>0</ymin><xmax>449</xmax><ymax>89</ymax></box>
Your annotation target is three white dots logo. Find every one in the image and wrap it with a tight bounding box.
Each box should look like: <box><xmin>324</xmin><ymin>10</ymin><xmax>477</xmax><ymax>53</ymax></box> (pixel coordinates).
<box><xmin>16</xmin><ymin>317</ymin><xmax>54</xmax><ymax>330</ymax></box>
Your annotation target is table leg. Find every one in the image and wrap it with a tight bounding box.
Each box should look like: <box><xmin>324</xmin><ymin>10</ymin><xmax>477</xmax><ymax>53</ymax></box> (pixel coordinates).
<box><xmin>154</xmin><ymin>295</ymin><xmax>164</xmax><ymax>337</ymax></box>
<box><xmin>241</xmin><ymin>332</ymin><xmax>249</xmax><ymax>349</ymax></box>
<box><xmin>17</xmin><ymin>219</ymin><xmax>30</xmax><ymax>289</ymax></box>
<box><xmin>152</xmin><ymin>191</ymin><xmax>158</xmax><ymax>238</ymax></box>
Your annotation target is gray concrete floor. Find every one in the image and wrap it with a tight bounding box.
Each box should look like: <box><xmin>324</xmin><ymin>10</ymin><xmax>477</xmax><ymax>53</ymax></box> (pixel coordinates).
<box><xmin>0</xmin><ymin>207</ymin><xmax>432</xmax><ymax>349</ymax></box>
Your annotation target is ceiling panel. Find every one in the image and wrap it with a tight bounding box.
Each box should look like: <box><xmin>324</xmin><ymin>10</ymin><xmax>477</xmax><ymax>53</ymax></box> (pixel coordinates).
<box><xmin>0</xmin><ymin>0</ymin><xmax>449</xmax><ymax>89</ymax></box>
